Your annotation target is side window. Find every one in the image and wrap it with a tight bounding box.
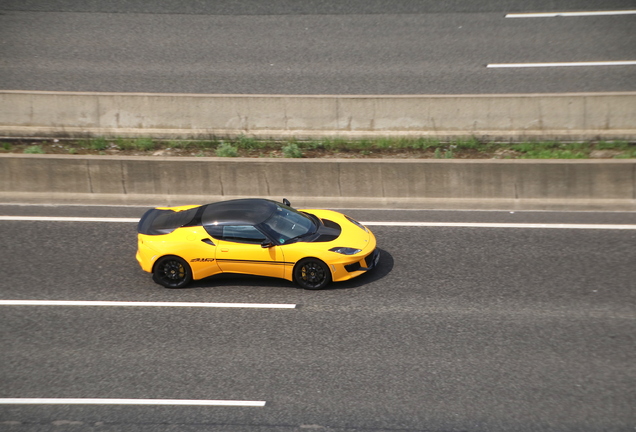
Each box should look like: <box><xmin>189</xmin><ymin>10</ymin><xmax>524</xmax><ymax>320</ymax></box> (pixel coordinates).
<box><xmin>204</xmin><ymin>224</ymin><xmax>223</xmax><ymax>239</ymax></box>
<box><xmin>205</xmin><ymin>225</ymin><xmax>266</xmax><ymax>244</ymax></box>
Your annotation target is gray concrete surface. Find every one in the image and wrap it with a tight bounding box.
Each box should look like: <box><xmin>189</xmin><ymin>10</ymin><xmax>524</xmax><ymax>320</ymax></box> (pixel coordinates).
<box><xmin>1</xmin><ymin>2</ymin><xmax>635</xmax><ymax>95</ymax></box>
<box><xmin>1</xmin><ymin>91</ymin><xmax>636</xmax><ymax>141</ymax></box>
<box><xmin>2</xmin><ymin>154</ymin><xmax>634</xmax><ymax>210</ymax></box>
<box><xmin>1</xmin><ymin>206</ymin><xmax>635</xmax><ymax>431</ymax></box>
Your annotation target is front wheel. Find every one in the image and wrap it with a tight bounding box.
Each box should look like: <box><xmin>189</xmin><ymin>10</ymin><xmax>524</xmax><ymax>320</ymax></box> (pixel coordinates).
<box><xmin>153</xmin><ymin>256</ymin><xmax>192</xmax><ymax>288</ymax></box>
<box><xmin>293</xmin><ymin>258</ymin><xmax>331</xmax><ymax>290</ymax></box>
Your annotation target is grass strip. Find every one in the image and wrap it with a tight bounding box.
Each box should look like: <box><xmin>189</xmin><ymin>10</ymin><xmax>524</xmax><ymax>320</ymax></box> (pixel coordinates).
<box><xmin>1</xmin><ymin>138</ymin><xmax>634</xmax><ymax>159</ymax></box>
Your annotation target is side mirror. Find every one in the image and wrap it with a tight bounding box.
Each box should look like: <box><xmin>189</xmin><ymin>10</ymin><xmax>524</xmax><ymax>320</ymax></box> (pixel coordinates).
<box><xmin>283</xmin><ymin>198</ymin><xmax>291</xmax><ymax>207</ymax></box>
<box><xmin>261</xmin><ymin>240</ymin><xmax>275</xmax><ymax>248</ymax></box>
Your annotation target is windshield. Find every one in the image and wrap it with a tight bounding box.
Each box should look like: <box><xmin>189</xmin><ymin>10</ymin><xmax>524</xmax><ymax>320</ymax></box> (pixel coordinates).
<box><xmin>258</xmin><ymin>204</ymin><xmax>317</xmax><ymax>244</ymax></box>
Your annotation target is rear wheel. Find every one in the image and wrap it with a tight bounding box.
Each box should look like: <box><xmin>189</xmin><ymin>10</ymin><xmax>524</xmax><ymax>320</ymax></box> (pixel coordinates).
<box><xmin>293</xmin><ymin>258</ymin><xmax>331</xmax><ymax>290</ymax></box>
<box><xmin>153</xmin><ymin>256</ymin><xmax>192</xmax><ymax>288</ymax></box>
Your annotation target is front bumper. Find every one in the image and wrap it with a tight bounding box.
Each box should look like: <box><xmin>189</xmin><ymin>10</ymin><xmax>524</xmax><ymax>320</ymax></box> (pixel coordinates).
<box><xmin>344</xmin><ymin>249</ymin><xmax>380</xmax><ymax>272</ymax></box>
<box><xmin>329</xmin><ymin>248</ymin><xmax>380</xmax><ymax>283</ymax></box>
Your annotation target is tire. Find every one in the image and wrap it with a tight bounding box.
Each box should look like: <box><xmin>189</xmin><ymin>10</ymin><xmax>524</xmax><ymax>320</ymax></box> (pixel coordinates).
<box><xmin>152</xmin><ymin>256</ymin><xmax>192</xmax><ymax>288</ymax></box>
<box><xmin>293</xmin><ymin>258</ymin><xmax>331</xmax><ymax>290</ymax></box>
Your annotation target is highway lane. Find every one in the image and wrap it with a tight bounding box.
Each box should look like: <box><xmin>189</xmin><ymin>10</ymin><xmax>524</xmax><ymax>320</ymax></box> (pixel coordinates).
<box><xmin>0</xmin><ymin>206</ymin><xmax>635</xmax><ymax>431</ymax></box>
<box><xmin>2</xmin><ymin>203</ymin><xmax>636</xmax><ymax>224</ymax></box>
<box><xmin>3</xmin><ymin>1</ymin><xmax>635</xmax><ymax>14</ymax></box>
<box><xmin>0</xmin><ymin>1</ymin><xmax>634</xmax><ymax>94</ymax></box>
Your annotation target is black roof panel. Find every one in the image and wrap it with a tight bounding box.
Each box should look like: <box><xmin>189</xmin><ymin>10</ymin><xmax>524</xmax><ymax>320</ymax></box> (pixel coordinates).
<box><xmin>200</xmin><ymin>199</ymin><xmax>278</xmax><ymax>226</ymax></box>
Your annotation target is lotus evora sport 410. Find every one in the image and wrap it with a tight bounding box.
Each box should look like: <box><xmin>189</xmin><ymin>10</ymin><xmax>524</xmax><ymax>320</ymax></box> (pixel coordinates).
<box><xmin>136</xmin><ymin>199</ymin><xmax>379</xmax><ymax>289</ymax></box>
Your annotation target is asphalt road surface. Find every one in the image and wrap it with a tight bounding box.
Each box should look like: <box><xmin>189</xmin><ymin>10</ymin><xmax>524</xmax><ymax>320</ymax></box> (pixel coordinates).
<box><xmin>1</xmin><ymin>204</ymin><xmax>635</xmax><ymax>431</ymax></box>
<box><xmin>1</xmin><ymin>0</ymin><xmax>635</xmax><ymax>94</ymax></box>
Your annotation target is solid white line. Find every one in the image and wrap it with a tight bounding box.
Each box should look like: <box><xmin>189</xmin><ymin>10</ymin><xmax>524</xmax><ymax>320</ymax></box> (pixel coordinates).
<box><xmin>0</xmin><ymin>216</ymin><xmax>139</xmax><ymax>223</ymax></box>
<box><xmin>0</xmin><ymin>300</ymin><xmax>296</xmax><ymax>309</ymax></box>
<box><xmin>487</xmin><ymin>61</ymin><xmax>636</xmax><ymax>68</ymax></box>
<box><xmin>362</xmin><ymin>222</ymin><xmax>636</xmax><ymax>230</ymax></box>
<box><xmin>2</xmin><ymin>216</ymin><xmax>635</xmax><ymax>230</ymax></box>
<box><xmin>506</xmin><ymin>10</ymin><xmax>636</xmax><ymax>18</ymax></box>
<box><xmin>0</xmin><ymin>398</ymin><xmax>265</xmax><ymax>407</ymax></box>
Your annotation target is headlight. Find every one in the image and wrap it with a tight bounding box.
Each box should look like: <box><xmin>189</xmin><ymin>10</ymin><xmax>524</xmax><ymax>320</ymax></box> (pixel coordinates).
<box><xmin>329</xmin><ymin>247</ymin><xmax>362</xmax><ymax>255</ymax></box>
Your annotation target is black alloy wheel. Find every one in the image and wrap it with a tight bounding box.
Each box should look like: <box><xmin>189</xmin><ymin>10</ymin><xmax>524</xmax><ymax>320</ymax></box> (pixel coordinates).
<box><xmin>152</xmin><ymin>256</ymin><xmax>192</xmax><ymax>288</ymax></box>
<box><xmin>294</xmin><ymin>258</ymin><xmax>331</xmax><ymax>290</ymax></box>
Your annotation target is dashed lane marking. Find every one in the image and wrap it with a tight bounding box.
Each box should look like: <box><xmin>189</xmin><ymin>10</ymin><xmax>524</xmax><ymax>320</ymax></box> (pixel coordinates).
<box><xmin>506</xmin><ymin>10</ymin><xmax>636</xmax><ymax>18</ymax></box>
<box><xmin>0</xmin><ymin>398</ymin><xmax>266</xmax><ymax>407</ymax></box>
<box><xmin>487</xmin><ymin>61</ymin><xmax>636</xmax><ymax>68</ymax></box>
<box><xmin>0</xmin><ymin>300</ymin><xmax>296</xmax><ymax>309</ymax></box>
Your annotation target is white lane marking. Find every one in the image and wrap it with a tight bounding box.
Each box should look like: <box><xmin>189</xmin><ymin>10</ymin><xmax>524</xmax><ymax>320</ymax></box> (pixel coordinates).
<box><xmin>362</xmin><ymin>222</ymin><xmax>636</xmax><ymax>230</ymax></box>
<box><xmin>0</xmin><ymin>300</ymin><xmax>296</xmax><ymax>309</ymax></box>
<box><xmin>2</xmin><ymin>216</ymin><xmax>635</xmax><ymax>230</ymax></box>
<box><xmin>0</xmin><ymin>216</ymin><xmax>139</xmax><ymax>222</ymax></box>
<box><xmin>487</xmin><ymin>61</ymin><xmax>636</xmax><ymax>68</ymax></box>
<box><xmin>506</xmin><ymin>10</ymin><xmax>636</xmax><ymax>18</ymax></box>
<box><xmin>0</xmin><ymin>398</ymin><xmax>265</xmax><ymax>407</ymax></box>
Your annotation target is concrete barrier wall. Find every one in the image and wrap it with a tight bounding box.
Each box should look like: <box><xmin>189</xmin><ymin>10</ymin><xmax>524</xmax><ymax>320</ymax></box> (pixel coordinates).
<box><xmin>1</xmin><ymin>155</ymin><xmax>634</xmax><ymax>210</ymax></box>
<box><xmin>1</xmin><ymin>91</ymin><xmax>635</xmax><ymax>140</ymax></box>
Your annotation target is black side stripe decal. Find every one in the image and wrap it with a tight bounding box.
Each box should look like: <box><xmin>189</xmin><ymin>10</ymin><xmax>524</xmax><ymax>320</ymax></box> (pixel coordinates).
<box><xmin>216</xmin><ymin>259</ymin><xmax>294</xmax><ymax>266</ymax></box>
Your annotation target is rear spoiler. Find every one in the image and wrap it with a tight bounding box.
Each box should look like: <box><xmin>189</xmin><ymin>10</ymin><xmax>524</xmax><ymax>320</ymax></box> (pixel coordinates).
<box><xmin>137</xmin><ymin>207</ymin><xmax>199</xmax><ymax>235</ymax></box>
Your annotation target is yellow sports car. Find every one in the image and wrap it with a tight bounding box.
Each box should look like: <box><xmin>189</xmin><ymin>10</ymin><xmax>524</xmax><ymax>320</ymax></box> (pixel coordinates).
<box><xmin>136</xmin><ymin>198</ymin><xmax>379</xmax><ymax>289</ymax></box>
